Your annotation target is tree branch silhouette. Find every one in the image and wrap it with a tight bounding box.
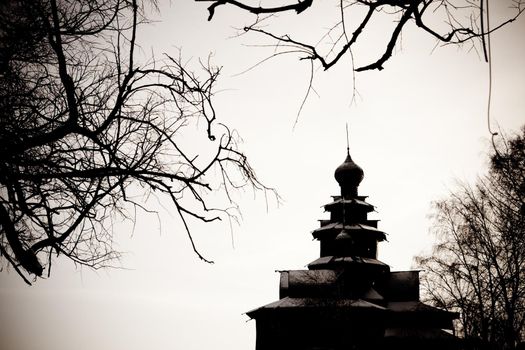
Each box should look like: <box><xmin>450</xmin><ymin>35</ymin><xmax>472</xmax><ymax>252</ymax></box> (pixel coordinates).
<box><xmin>200</xmin><ymin>0</ymin><xmax>524</xmax><ymax>72</ymax></box>
<box><xmin>0</xmin><ymin>0</ymin><xmax>276</xmax><ymax>284</ymax></box>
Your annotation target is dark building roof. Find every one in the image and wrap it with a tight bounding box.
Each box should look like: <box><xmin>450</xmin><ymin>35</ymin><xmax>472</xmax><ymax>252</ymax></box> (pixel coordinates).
<box><xmin>312</xmin><ymin>223</ymin><xmax>387</xmax><ymax>241</ymax></box>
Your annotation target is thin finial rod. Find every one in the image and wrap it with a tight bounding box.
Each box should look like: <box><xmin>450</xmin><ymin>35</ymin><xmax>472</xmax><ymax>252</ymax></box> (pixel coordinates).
<box><xmin>345</xmin><ymin>123</ymin><xmax>350</xmax><ymax>155</ymax></box>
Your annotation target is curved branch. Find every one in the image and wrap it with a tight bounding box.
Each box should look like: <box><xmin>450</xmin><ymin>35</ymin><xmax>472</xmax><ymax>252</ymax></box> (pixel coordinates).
<box><xmin>198</xmin><ymin>0</ymin><xmax>314</xmax><ymax>21</ymax></box>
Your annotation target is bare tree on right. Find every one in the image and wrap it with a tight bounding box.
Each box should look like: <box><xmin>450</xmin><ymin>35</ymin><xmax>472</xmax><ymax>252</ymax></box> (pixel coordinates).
<box><xmin>416</xmin><ymin>127</ymin><xmax>525</xmax><ymax>350</ymax></box>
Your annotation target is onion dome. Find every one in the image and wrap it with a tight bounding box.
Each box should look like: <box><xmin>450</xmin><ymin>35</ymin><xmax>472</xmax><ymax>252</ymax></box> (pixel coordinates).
<box><xmin>334</xmin><ymin>152</ymin><xmax>364</xmax><ymax>198</ymax></box>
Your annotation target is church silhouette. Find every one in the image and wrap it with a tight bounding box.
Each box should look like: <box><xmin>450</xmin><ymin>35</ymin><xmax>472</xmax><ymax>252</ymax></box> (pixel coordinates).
<box><xmin>247</xmin><ymin>150</ymin><xmax>459</xmax><ymax>350</ymax></box>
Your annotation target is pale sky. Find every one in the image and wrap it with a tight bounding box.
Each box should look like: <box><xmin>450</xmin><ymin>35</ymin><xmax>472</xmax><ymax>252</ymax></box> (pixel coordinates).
<box><xmin>1</xmin><ymin>1</ymin><xmax>524</xmax><ymax>350</ymax></box>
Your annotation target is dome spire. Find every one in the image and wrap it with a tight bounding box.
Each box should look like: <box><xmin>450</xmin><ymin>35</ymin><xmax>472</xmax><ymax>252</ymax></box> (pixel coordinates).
<box><xmin>334</xmin><ymin>125</ymin><xmax>363</xmax><ymax>198</ymax></box>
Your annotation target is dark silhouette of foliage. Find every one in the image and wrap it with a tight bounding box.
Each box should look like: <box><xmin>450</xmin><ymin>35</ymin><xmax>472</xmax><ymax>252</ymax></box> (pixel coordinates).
<box><xmin>415</xmin><ymin>127</ymin><xmax>525</xmax><ymax>350</ymax></box>
<box><xmin>0</xmin><ymin>0</ymin><xmax>272</xmax><ymax>284</ymax></box>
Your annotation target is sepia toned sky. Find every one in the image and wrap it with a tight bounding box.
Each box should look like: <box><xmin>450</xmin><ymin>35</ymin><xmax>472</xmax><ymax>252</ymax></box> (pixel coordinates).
<box><xmin>1</xmin><ymin>1</ymin><xmax>524</xmax><ymax>350</ymax></box>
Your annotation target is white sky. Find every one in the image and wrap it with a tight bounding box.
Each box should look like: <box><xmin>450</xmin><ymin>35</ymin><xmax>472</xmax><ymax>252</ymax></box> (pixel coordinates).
<box><xmin>1</xmin><ymin>1</ymin><xmax>524</xmax><ymax>350</ymax></box>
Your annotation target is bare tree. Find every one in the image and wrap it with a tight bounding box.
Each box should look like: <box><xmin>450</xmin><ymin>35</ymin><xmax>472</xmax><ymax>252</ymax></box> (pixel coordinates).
<box><xmin>0</xmin><ymin>0</ymin><xmax>273</xmax><ymax>285</ymax></box>
<box><xmin>198</xmin><ymin>0</ymin><xmax>524</xmax><ymax>72</ymax></box>
<box><xmin>415</xmin><ymin>127</ymin><xmax>525</xmax><ymax>350</ymax></box>
<box><xmin>195</xmin><ymin>0</ymin><xmax>524</xmax><ymax>119</ymax></box>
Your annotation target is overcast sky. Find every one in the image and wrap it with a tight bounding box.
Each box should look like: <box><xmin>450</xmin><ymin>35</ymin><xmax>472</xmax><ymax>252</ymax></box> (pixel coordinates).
<box><xmin>1</xmin><ymin>1</ymin><xmax>524</xmax><ymax>350</ymax></box>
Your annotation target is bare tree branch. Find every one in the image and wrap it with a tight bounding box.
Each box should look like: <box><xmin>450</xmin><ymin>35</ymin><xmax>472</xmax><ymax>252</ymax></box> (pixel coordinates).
<box><xmin>200</xmin><ymin>0</ymin><xmax>524</xmax><ymax>72</ymax></box>
<box><xmin>197</xmin><ymin>0</ymin><xmax>314</xmax><ymax>21</ymax></box>
<box><xmin>0</xmin><ymin>0</ymin><xmax>277</xmax><ymax>284</ymax></box>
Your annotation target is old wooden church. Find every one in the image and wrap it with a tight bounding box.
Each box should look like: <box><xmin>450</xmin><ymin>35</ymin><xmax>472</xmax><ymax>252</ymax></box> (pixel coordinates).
<box><xmin>246</xmin><ymin>150</ymin><xmax>460</xmax><ymax>350</ymax></box>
